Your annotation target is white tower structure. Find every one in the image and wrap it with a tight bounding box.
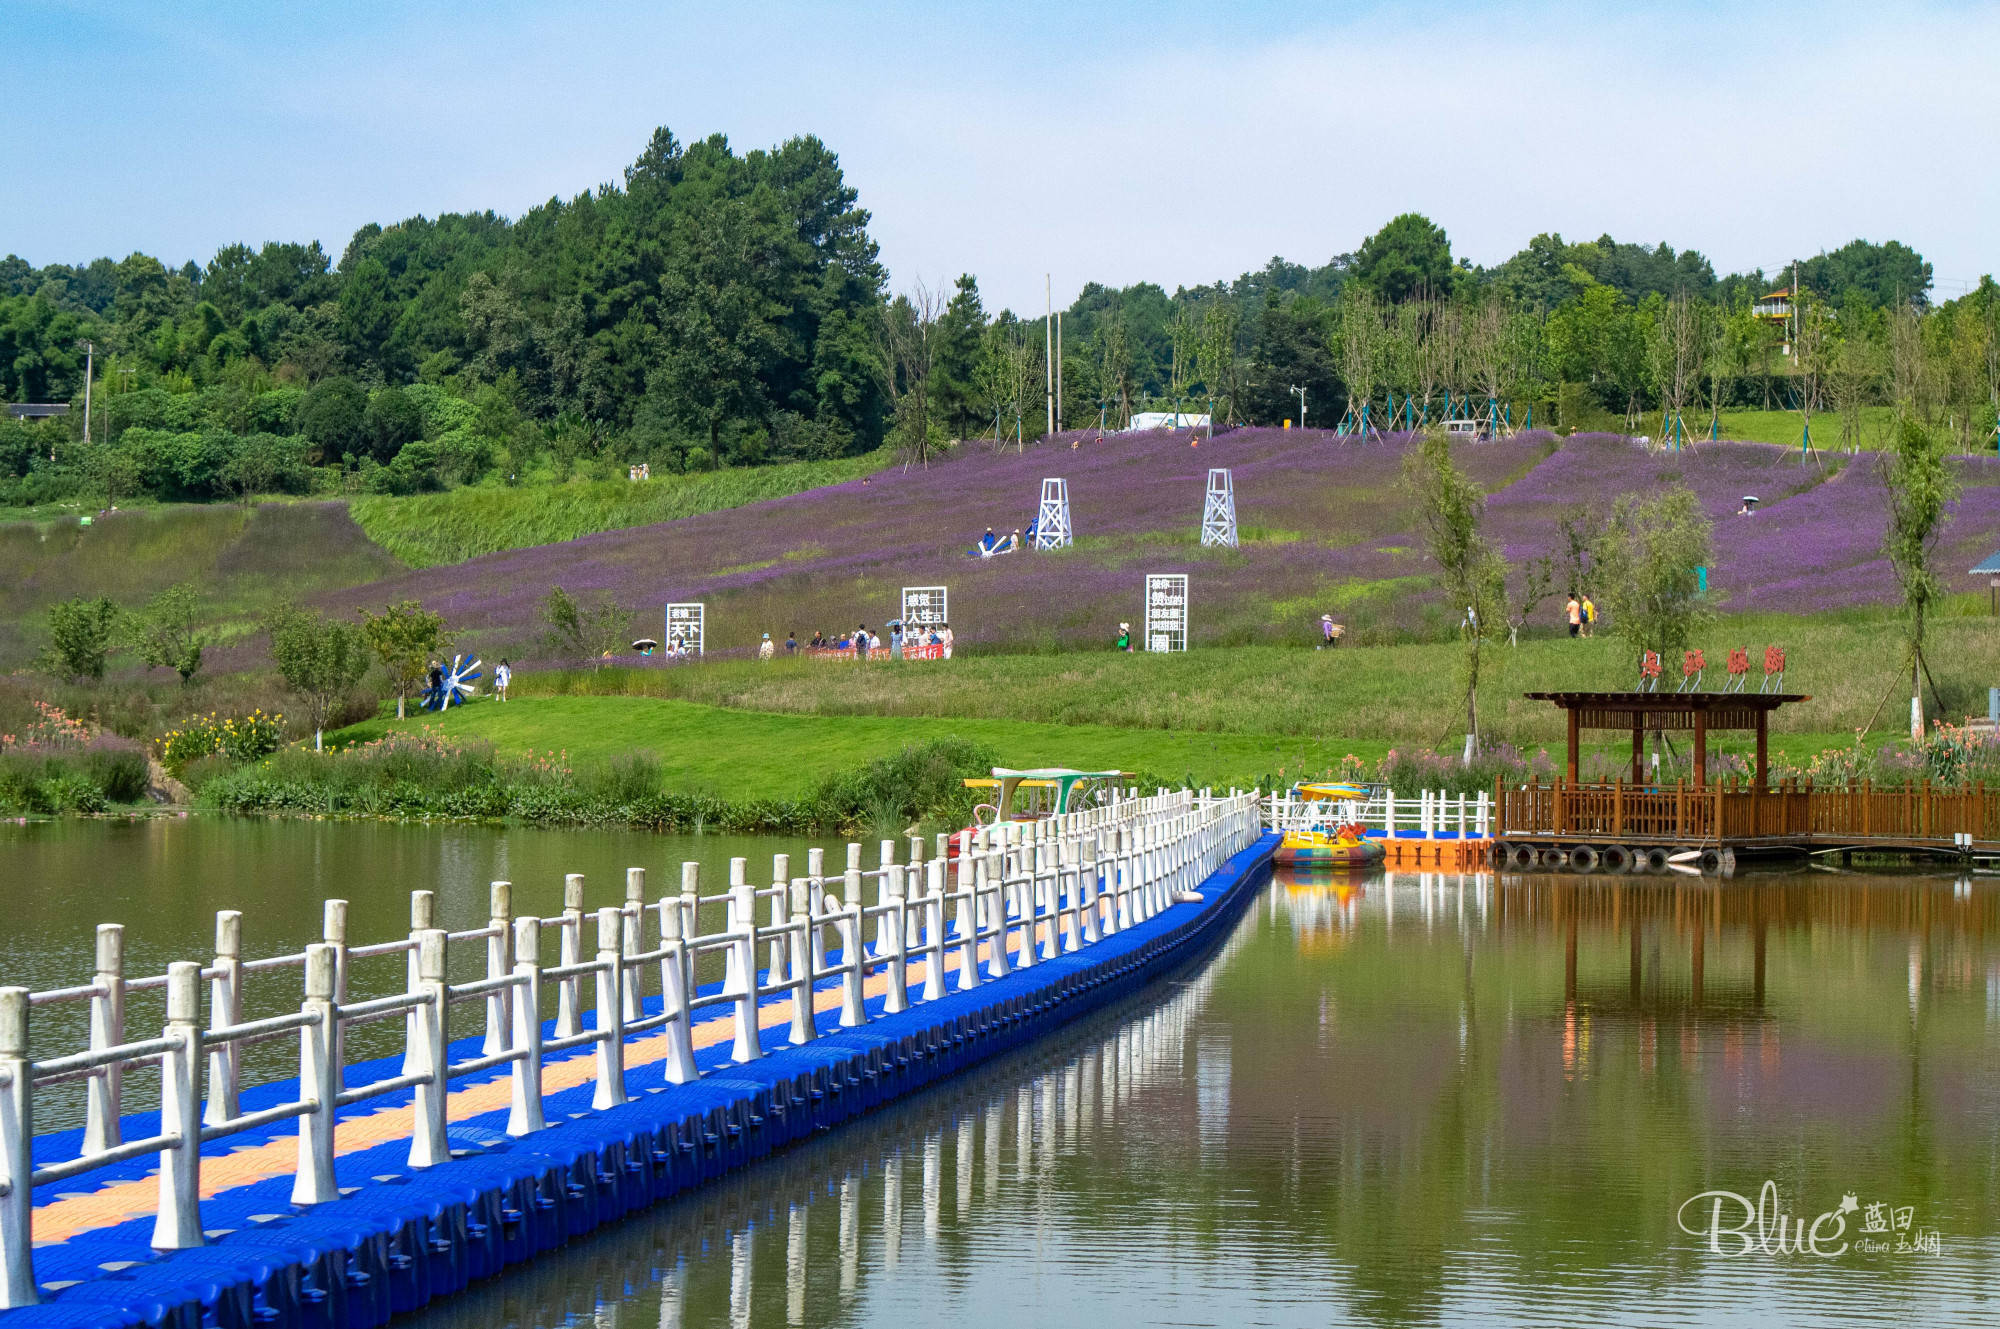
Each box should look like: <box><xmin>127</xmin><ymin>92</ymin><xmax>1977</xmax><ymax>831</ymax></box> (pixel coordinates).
<box><xmin>1200</xmin><ymin>468</ymin><xmax>1238</xmax><ymax>548</ymax></box>
<box><xmin>1033</xmin><ymin>478</ymin><xmax>1073</xmax><ymax>550</ymax></box>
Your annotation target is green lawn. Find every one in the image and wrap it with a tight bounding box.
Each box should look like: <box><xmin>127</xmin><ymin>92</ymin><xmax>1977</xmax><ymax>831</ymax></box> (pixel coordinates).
<box><xmin>329</xmin><ymin>695</ymin><xmax>1369</xmax><ymax>800</ymax></box>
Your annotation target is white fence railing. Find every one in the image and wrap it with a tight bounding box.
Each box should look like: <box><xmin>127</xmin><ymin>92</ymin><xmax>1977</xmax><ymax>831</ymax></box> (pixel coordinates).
<box><xmin>1264</xmin><ymin>788</ymin><xmax>1491</xmax><ymax>839</ymax></box>
<box><xmin>0</xmin><ymin>787</ymin><xmax>1262</xmax><ymax>1307</ymax></box>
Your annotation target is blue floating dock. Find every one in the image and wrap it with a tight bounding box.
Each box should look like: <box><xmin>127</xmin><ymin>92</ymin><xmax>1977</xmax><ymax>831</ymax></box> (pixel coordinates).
<box><xmin>27</xmin><ymin>833</ymin><xmax>1277</xmax><ymax>1328</ymax></box>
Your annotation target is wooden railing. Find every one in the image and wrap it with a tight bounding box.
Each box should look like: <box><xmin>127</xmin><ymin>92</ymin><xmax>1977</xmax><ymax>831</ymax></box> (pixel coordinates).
<box><xmin>1494</xmin><ymin>778</ymin><xmax>2000</xmax><ymax>844</ymax></box>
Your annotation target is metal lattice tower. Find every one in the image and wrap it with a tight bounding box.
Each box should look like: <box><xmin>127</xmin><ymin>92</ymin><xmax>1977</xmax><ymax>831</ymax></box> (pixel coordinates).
<box><xmin>1200</xmin><ymin>468</ymin><xmax>1238</xmax><ymax>548</ymax></box>
<box><xmin>1033</xmin><ymin>478</ymin><xmax>1072</xmax><ymax>550</ymax></box>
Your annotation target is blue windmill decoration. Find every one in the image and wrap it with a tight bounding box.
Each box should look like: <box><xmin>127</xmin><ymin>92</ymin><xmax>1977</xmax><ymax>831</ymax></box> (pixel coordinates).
<box><xmin>421</xmin><ymin>654</ymin><xmax>482</xmax><ymax>711</ymax></box>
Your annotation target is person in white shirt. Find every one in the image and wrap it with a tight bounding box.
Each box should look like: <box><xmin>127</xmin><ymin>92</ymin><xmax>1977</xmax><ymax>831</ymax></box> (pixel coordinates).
<box><xmin>940</xmin><ymin>623</ymin><xmax>954</xmax><ymax>659</ymax></box>
<box><xmin>494</xmin><ymin>659</ymin><xmax>512</xmax><ymax>701</ymax></box>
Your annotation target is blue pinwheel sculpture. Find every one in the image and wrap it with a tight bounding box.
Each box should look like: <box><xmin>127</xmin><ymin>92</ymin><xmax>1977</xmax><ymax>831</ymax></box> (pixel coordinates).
<box><xmin>421</xmin><ymin>654</ymin><xmax>482</xmax><ymax>711</ymax></box>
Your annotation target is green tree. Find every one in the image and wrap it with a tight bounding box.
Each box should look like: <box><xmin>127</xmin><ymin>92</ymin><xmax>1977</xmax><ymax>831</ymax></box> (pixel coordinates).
<box><xmin>363</xmin><ymin>386</ymin><xmax>425</xmax><ymax>463</ymax></box>
<box><xmin>1593</xmin><ymin>485</ymin><xmax>1715</xmax><ymax>666</ymax></box>
<box><xmin>294</xmin><ymin>377</ymin><xmax>368</xmax><ymax>462</ymax></box>
<box><xmin>135</xmin><ymin>583</ymin><xmax>206</xmax><ymax>683</ymax></box>
<box><xmin>541</xmin><ymin>585</ymin><xmax>629</xmax><ymax>669</ymax></box>
<box><xmin>45</xmin><ymin>596</ymin><xmax>122</xmax><ymax>682</ymax></box>
<box><xmin>359</xmin><ymin>600</ymin><xmax>450</xmax><ymax>719</ymax></box>
<box><xmin>1403</xmin><ymin>432</ymin><xmax>1508</xmax><ymax>762</ymax></box>
<box><xmin>1354</xmin><ymin>214</ymin><xmax>1456</xmax><ymax>304</ymax></box>
<box><xmin>266</xmin><ymin>604</ymin><xmax>370</xmax><ymax>749</ymax></box>
<box><xmin>932</xmin><ymin>274</ymin><xmax>987</xmax><ymax>438</ymax></box>
<box><xmin>1882</xmin><ymin>417</ymin><xmax>1957</xmax><ymax>737</ymax></box>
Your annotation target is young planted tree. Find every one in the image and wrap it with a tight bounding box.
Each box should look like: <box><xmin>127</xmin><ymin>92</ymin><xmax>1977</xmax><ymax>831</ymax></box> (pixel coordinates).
<box><xmin>359</xmin><ymin>600</ymin><xmax>450</xmax><ymax>719</ymax></box>
<box><xmin>136</xmin><ymin>583</ymin><xmax>206</xmax><ymax>683</ymax></box>
<box><xmin>266</xmin><ymin>604</ymin><xmax>370</xmax><ymax>751</ymax></box>
<box><xmin>1334</xmin><ymin>288</ymin><xmax>1384</xmax><ymax>436</ymax></box>
<box><xmin>1507</xmin><ymin>554</ymin><xmax>1555</xmax><ymax>647</ymax></box>
<box><xmin>1882</xmin><ymin>417</ymin><xmax>1957</xmax><ymax>739</ymax></box>
<box><xmin>45</xmin><ymin>596</ymin><xmax>122</xmax><ymax>683</ymax></box>
<box><xmin>1648</xmin><ymin>291</ymin><xmax>1706</xmax><ymax>448</ymax></box>
<box><xmin>1593</xmin><ymin>485</ymin><xmax>1714</xmax><ymax>668</ymax></box>
<box><xmin>542</xmin><ymin>585</ymin><xmax>629</xmax><ymax>670</ymax></box>
<box><xmin>1792</xmin><ymin>294</ymin><xmax>1833</xmax><ymax>461</ymax></box>
<box><xmin>1195</xmin><ymin>302</ymin><xmax>1244</xmax><ymax>425</ymax></box>
<box><xmin>880</xmin><ymin>283</ymin><xmax>943</xmax><ymax>466</ymax></box>
<box><xmin>1403</xmin><ymin>432</ymin><xmax>1509</xmax><ymax>763</ymax></box>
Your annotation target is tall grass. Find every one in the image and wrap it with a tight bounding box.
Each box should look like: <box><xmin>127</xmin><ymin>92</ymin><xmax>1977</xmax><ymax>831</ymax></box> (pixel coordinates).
<box><xmin>348</xmin><ymin>451</ymin><xmax>894</xmax><ymax>567</ymax></box>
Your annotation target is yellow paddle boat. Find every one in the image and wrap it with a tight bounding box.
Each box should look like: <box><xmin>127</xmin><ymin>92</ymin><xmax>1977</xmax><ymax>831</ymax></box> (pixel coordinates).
<box><xmin>1277</xmin><ymin>781</ymin><xmax>1386</xmax><ymax>867</ymax></box>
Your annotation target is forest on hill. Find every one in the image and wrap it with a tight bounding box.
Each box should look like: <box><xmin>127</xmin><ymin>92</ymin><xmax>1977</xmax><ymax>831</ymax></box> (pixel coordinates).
<box><xmin>2</xmin><ymin>124</ymin><xmax>1995</xmax><ymax>512</ymax></box>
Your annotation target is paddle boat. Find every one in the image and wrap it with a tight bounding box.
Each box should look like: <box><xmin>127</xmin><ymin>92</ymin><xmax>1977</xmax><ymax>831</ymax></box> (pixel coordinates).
<box><xmin>1277</xmin><ymin>780</ymin><xmax>1386</xmax><ymax>868</ymax></box>
<box><xmin>950</xmin><ymin>767</ymin><xmax>1124</xmax><ymax>858</ymax></box>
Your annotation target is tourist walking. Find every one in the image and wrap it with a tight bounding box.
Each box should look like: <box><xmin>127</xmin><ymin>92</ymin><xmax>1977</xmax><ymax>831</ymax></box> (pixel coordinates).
<box><xmin>1565</xmin><ymin>594</ymin><xmax>1582</xmax><ymax>639</ymax></box>
<box><xmin>758</xmin><ymin>633</ymin><xmax>775</xmax><ymax>661</ymax></box>
<box><xmin>1116</xmin><ymin>622</ymin><xmax>1132</xmax><ymax>652</ymax></box>
<box><xmin>1581</xmin><ymin>595</ymin><xmax>1597</xmax><ymax>638</ymax></box>
<box><xmin>1319</xmin><ymin>615</ymin><xmax>1338</xmax><ymax>649</ymax></box>
<box><xmin>856</xmin><ymin>624</ymin><xmax>871</xmax><ymax>660</ymax></box>
<box><xmin>940</xmin><ymin>622</ymin><xmax>954</xmax><ymax>659</ymax></box>
<box><xmin>784</xmin><ymin>631</ymin><xmax>797</xmax><ymax>654</ymax></box>
<box><xmin>493</xmin><ymin>658</ymin><xmax>512</xmax><ymax>701</ymax></box>
<box><xmin>889</xmin><ymin>619</ymin><xmax>905</xmax><ymax>660</ymax></box>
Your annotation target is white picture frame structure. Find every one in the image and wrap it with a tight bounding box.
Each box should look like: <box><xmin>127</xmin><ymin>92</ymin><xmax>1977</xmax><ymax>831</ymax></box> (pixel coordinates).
<box><xmin>1144</xmin><ymin>574</ymin><xmax>1188</xmax><ymax>653</ymax></box>
<box><xmin>900</xmin><ymin>585</ymin><xmax>948</xmax><ymax>629</ymax></box>
<box><xmin>665</xmin><ymin>602</ymin><xmax>705</xmax><ymax>656</ymax></box>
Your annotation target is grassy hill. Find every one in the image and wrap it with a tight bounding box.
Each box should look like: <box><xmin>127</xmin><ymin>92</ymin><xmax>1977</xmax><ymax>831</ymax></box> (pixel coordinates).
<box><xmin>307</xmin><ymin>426</ymin><xmax>2000</xmax><ymax>665</ymax></box>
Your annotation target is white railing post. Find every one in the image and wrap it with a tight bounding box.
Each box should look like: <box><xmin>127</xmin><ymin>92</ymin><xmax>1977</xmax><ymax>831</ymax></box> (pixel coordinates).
<box><xmin>556</xmin><ymin>875</ymin><xmax>584</xmax><ymax>1039</ymax></box>
<box><xmin>293</xmin><ymin>943</ymin><xmax>339</xmax><ymax>1205</ymax></box>
<box><xmin>485</xmin><ymin>881</ymin><xmax>513</xmax><ymax>1055</ymax></box>
<box><xmin>82</xmin><ymin>922</ymin><xmax>124</xmax><ymax>1155</ymax></box>
<box><xmin>1039</xmin><ymin>841</ymin><xmax>1061</xmax><ymax>961</ymax></box>
<box><xmin>1079</xmin><ymin>835</ymin><xmax>1101</xmax><ymax>943</ymax></box>
<box><xmin>787</xmin><ymin>881</ymin><xmax>815</xmax><ymax>1046</ymax></box>
<box><xmin>0</xmin><ymin>988</ymin><xmax>36</xmax><ymax>1307</ymax></box>
<box><xmin>723</xmin><ymin>858</ymin><xmax>748</xmax><ymax>997</ymax></box>
<box><xmin>807</xmin><ymin>848</ymin><xmax>828</xmax><ymax>972</ymax></box>
<box><xmin>954</xmin><ymin>846</ymin><xmax>979</xmax><ymax>991</ymax></box>
<box><xmin>623</xmin><ymin>869</ymin><xmax>646</xmax><ymax>1022</ymax></box>
<box><xmin>922</xmin><ymin>858</ymin><xmax>946</xmax><ymax>1001</ymax></box>
<box><xmin>153</xmin><ymin>961</ymin><xmax>205</xmax><ymax>1250</ymax></box>
<box><xmin>203</xmin><ymin>909</ymin><xmax>242</xmax><ymax>1126</ymax></box>
<box><xmin>979</xmin><ymin>848</ymin><xmax>1008</xmax><ymax>980</ymax></box>
<box><xmin>592</xmin><ymin>908</ymin><xmax>628</xmax><ymax>1109</ymax></box>
<box><xmin>508</xmin><ymin>917</ymin><xmax>546</xmax><ymax>1134</ymax></box>
<box><xmin>882</xmin><ymin>866</ymin><xmax>908</xmax><ymax>1015</ymax></box>
<box><xmin>768</xmin><ymin>854</ymin><xmax>791</xmax><ymax>982</ymax></box>
<box><xmin>409</xmin><ymin>928</ymin><xmax>449</xmax><ymax>1169</ymax></box>
<box><xmin>655</xmin><ymin>903</ymin><xmax>698</xmax><ymax>1084</ymax></box>
<box><xmin>402</xmin><ymin>891</ymin><xmax>436</xmax><ymax>1076</ymax></box>
<box><xmin>323</xmin><ymin>900</ymin><xmax>348</xmax><ymax>1092</ymax></box>
<box><xmin>1115</xmin><ymin>828</ymin><xmax>1135</xmax><ymax>932</ymax></box>
<box><xmin>872</xmin><ymin>840</ymin><xmax>895</xmax><ymax>956</ymax></box>
<box><xmin>679</xmin><ymin>863</ymin><xmax>700</xmax><ymax>1011</ymax></box>
<box><xmin>838</xmin><ymin>900</ymin><xmax>866</xmax><ymax>1028</ymax></box>
<box><xmin>731</xmin><ymin>879</ymin><xmax>763</xmax><ymax>1063</ymax></box>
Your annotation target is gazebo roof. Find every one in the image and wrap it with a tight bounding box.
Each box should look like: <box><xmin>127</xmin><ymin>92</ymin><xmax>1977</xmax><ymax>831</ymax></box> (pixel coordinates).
<box><xmin>1523</xmin><ymin>691</ymin><xmax>1811</xmax><ymax>731</ymax></box>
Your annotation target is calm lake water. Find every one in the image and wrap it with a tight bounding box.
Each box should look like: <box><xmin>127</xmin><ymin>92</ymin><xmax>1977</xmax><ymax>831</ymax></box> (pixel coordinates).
<box><xmin>6</xmin><ymin>818</ymin><xmax>2000</xmax><ymax>1325</ymax></box>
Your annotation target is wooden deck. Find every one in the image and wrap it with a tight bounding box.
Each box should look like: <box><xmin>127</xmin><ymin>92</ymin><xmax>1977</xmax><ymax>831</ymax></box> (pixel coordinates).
<box><xmin>1491</xmin><ymin>779</ymin><xmax>2000</xmax><ymax>855</ymax></box>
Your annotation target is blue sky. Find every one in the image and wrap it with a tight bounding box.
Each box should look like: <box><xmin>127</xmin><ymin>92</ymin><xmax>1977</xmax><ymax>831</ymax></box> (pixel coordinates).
<box><xmin>5</xmin><ymin>1</ymin><xmax>1995</xmax><ymax>311</ymax></box>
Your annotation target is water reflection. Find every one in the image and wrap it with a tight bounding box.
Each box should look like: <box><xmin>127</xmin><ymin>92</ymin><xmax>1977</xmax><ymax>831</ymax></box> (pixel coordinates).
<box><xmin>403</xmin><ymin>865</ymin><xmax>2000</xmax><ymax>1328</ymax></box>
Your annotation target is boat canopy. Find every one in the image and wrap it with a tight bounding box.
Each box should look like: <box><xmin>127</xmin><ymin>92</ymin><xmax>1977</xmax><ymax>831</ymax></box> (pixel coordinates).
<box><xmin>964</xmin><ymin>767</ymin><xmax>1124</xmax><ymax>818</ymax></box>
<box><xmin>1295</xmin><ymin>781</ymin><xmax>1370</xmax><ymax>801</ymax></box>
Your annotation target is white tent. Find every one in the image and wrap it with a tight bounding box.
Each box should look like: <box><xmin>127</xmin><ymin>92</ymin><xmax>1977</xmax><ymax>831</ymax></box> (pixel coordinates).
<box><xmin>1124</xmin><ymin>411</ymin><xmax>1211</xmax><ymax>432</ymax></box>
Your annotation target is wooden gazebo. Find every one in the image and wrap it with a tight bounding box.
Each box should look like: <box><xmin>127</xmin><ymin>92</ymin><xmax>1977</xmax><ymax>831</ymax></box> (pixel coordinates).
<box><xmin>1523</xmin><ymin>691</ymin><xmax>1812</xmax><ymax>786</ymax></box>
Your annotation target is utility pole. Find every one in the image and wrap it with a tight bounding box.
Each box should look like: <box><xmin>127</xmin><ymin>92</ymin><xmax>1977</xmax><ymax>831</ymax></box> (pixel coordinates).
<box><xmin>1044</xmin><ymin>274</ymin><xmax>1055</xmax><ymax>438</ymax></box>
<box><xmin>1055</xmin><ymin>310</ymin><xmax>1063</xmax><ymax>433</ymax></box>
<box><xmin>1290</xmin><ymin>383</ymin><xmax>1308</xmax><ymax>429</ymax></box>
<box><xmin>80</xmin><ymin>340</ymin><xmax>94</xmax><ymax>444</ymax></box>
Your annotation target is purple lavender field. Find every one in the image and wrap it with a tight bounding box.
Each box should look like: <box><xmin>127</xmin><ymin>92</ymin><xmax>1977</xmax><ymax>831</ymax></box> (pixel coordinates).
<box><xmin>319</xmin><ymin>429</ymin><xmax>2000</xmax><ymax>657</ymax></box>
